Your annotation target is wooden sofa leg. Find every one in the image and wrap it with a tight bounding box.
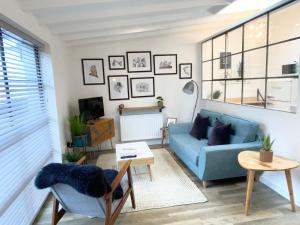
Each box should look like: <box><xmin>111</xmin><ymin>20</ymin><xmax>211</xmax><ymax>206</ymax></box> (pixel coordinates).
<box><xmin>202</xmin><ymin>181</ymin><xmax>208</xmax><ymax>188</ymax></box>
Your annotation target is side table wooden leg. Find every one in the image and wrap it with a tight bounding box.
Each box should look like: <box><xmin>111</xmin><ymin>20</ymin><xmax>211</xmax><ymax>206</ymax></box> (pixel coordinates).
<box><xmin>147</xmin><ymin>164</ymin><xmax>152</xmax><ymax>181</ymax></box>
<box><xmin>285</xmin><ymin>169</ymin><xmax>296</xmax><ymax>212</ymax></box>
<box><xmin>245</xmin><ymin>170</ymin><xmax>255</xmax><ymax>216</ymax></box>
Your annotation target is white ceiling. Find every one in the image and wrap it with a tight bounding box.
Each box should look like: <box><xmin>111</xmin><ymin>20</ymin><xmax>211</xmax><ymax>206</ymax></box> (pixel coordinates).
<box><xmin>16</xmin><ymin>0</ymin><xmax>239</xmax><ymax>46</ymax></box>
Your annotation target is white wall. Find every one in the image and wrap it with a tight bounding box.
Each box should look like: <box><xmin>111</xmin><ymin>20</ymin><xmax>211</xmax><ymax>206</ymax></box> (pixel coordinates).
<box><xmin>0</xmin><ymin>0</ymin><xmax>70</xmax><ymax>159</ymax></box>
<box><xmin>65</xmin><ymin>31</ymin><xmax>213</xmax><ymax>148</ymax></box>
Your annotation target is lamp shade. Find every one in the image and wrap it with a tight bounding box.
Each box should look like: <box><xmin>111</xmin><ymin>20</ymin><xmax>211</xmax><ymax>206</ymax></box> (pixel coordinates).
<box><xmin>182</xmin><ymin>81</ymin><xmax>195</xmax><ymax>95</ymax></box>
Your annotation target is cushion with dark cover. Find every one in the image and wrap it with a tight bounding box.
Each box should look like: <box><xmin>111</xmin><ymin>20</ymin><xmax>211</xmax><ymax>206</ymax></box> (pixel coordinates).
<box><xmin>189</xmin><ymin>114</ymin><xmax>210</xmax><ymax>140</ymax></box>
<box><xmin>103</xmin><ymin>169</ymin><xmax>123</xmax><ymax>200</ymax></box>
<box><xmin>35</xmin><ymin>163</ymin><xmax>123</xmax><ymax>200</ymax></box>
<box><xmin>208</xmin><ymin>120</ymin><xmax>233</xmax><ymax>146</ymax></box>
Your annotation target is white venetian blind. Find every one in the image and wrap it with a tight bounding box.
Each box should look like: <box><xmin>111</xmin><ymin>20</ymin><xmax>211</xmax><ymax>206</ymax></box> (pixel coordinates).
<box><xmin>0</xmin><ymin>28</ymin><xmax>53</xmax><ymax>224</ymax></box>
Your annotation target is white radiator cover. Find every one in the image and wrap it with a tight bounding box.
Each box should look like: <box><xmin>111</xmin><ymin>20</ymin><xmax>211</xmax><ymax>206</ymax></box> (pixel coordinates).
<box><xmin>120</xmin><ymin>113</ymin><xmax>163</xmax><ymax>141</ymax></box>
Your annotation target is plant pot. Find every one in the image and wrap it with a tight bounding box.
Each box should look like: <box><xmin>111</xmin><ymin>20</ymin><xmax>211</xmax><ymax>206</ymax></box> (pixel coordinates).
<box><xmin>260</xmin><ymin>150</ymin><xmax>273</xmax><ymax>162</ymax></box>
<box><xmin>157</xmin><ymin>101</ymin><xmax>164</xmax><ymax>107</ymax></box>
<box><xmin>72</xmin><ymin>135</ymin><xmax>87</xmax><ymax>147</ymax></box>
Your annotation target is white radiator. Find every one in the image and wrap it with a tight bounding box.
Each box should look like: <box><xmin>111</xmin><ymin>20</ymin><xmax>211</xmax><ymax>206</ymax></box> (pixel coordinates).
<box><xmin>120</xmin><ymin>113</ymin><xmax>163</xmax><ymax>141</ymax></box>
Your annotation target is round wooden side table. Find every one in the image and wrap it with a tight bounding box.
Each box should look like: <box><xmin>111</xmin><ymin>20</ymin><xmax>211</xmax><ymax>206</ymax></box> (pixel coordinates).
<box><xmin>238</xmin><ymin>151</ymin><xmax>299</xmax><ymax>216</ymax></box>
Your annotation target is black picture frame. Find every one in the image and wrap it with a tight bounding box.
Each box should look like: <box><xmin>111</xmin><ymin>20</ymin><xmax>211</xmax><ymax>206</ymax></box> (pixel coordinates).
<box><xmin>108</xmin><ymin>55</ymin><xmax>126</xmax><ymax>70</ymax></box>
<box><xmin>153</xmin><ymin>54</ymin><xmax>177</xmax><ymax>75</ymax></box>
<box><xmin>179</xmin><ymin>63</ymin><xmax>192</xmax><ymax>79</ymax></box>
<box><xmin>107</xmin><ymin>75</ymin><xmax>130</xmax><ymax>101</ymax></box>
<box><xmin>81</xmin><ymin>58</ymin><xmax>105</xmax><ymax>85</ymax></box>
<box><xmin>126</xmin><ymin>51</ymin><xmax>152</xmax><ymax>73</ymax></box>
<box><xmin>130</xmin><ymin>77</ymin><xmax>155</xmax><ymax>98</ymax></box>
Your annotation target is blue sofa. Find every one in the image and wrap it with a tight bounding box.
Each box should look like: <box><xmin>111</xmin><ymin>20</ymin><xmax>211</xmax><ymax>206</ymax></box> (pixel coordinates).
<box><xmin>169</xmin><ymin>109</ymin><xmax>263</xmax><ymax>186</ymax></box>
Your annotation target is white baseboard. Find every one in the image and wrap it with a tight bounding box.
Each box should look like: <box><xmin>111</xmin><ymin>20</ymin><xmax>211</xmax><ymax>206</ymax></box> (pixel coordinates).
<box><xmin>260</xmin><ymin>175</ymin><xmax>300</xmax><ymax>207</ymax></box>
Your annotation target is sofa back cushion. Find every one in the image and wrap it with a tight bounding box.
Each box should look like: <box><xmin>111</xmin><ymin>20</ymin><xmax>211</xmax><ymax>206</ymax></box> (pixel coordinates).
<box><xmin>199</xmin><ymin>109</ymin><xmax>221</xmax><ymax>125</ymax></box>
<box><xmin>220</xmin><ymin>114</ymin><xmax>259</xmax><ymax>143</ymax></box>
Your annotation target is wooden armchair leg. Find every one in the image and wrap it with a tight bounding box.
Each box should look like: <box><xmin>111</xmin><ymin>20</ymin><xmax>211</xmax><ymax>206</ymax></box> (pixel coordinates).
<box><xmin>202</xmin><ymin>181</ymin><xmax>208</xmax><ymax>188</ymax></box>
<box><xmin>52</xmin><ymin>196</ymin><xmax>65</xmax><ymax>225</ymax></box>
<box><xmin>127</xmin><ymin>166</ymin><xmax>136</xmax><ymax>209</ymax></box>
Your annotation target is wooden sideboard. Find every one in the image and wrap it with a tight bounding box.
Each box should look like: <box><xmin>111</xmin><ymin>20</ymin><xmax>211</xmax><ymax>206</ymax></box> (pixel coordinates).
<box><xmin>87</xmin><ymin>118</ymin><xmax>115</xmax><ymax>148</ymax></box>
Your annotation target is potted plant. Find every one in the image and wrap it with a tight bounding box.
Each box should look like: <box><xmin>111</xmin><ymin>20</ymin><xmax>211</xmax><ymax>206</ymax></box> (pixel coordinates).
<box><xmin>69</xmin><ymin>115</ymin><xmax>87</xmax><ymax>147</ymax></box>
<box><xmin>260</xmin><ymin>135</ymin><xmax>275</xmax><ymax>162</ymax></box>
<box><xmin>64</xmin><ymin>151</ymin><xmax>85</xmax><ymax>163</ymax></box>
<box><xmin>156</xmin><ymin>96</ymin><xmax>164</xmax><ymax>107</ymax></box>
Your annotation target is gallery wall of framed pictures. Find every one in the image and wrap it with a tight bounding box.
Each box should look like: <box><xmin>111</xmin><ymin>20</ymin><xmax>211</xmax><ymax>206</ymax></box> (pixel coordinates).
<box><xmin>81</xmin><ymin>50</ymin><xmax>193</xmax><ymax>101</ymax></box>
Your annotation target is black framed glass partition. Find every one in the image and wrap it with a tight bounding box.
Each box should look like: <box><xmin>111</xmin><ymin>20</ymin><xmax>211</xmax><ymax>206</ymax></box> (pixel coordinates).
<box><xmin>201</xmin><ymin>0</ymin><xmax>299</xmax><ymax>113</ymax></box>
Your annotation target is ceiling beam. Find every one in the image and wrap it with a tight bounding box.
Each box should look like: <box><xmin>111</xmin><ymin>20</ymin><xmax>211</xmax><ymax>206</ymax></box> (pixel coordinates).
<box><xmin>32</xmin><ymin>0</ymin><xmax>228</xmax><ymax>25</ymax></box>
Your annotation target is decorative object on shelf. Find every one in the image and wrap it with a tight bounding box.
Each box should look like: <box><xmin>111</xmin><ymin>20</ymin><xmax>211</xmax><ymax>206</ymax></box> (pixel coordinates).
<box><xmin>126</xmin><ymin>51</ymin><xmax>152</xmax><ymax>73</ymax></box>
<box><xmin>81</xmin><ymin>58</ymin><xmax>105</xmax><ymax>85</ymax></box>
<box><xmin>260</xmin><ymin>135</ymin><xmax>275</xmax><ymax>162</ymax></box>
<box><xmin>118</xmin><ymin>104</ymin><xmax>125</xmax><ymax>111</ymax></box>
<box><xmin>167</xmin><ymin>117</ymin><xmax>177</xmax><ymax>127</ymax></box>
<box><xmin>130</xmin><ymin>77</ymin><xmax>155</xmax><ymax>98</ymax></box>
<box><xmin>64</xmin><ymin>151</ymin><xmax>85</xmax><ymax>163</ymax></box>
<box><xmin>156</xmin><ymin>96</ymin><xmax>164</xmax><ymax>107</ymax></box>
<box><xmin>108</xmin><ymin>55</ymin><xmax>125</xmax><ymax>70</ymax></box>
<box><xmin>153</xmin><ymin>54</ymin><xmax>177</xmax><ymax>75</ymax></box>
<box><xmin>69</xmin><ymin>115</ymin><xmax>87</xmax><ymax>148</ymax></box>
<box><xmin>220</xmin><ymin>52</ymin><xmax>231</xmax><ymax>69</ymax></box>
<box><xmin>179</xmin><ymin>63</ymin><xmax>192</xmax><ymax>79</ymax></box>
<box><xmin>212</xmin><ymin>90</ymin><xmax>222</xmax><ymax>100</ymax></box>
<box><xmin>182</xmin><ymin>80</ymin><xmax>199</xmax><ymax>122</ymax></box>
<box><xmin>107</xmin><ymin>75</ymin><xmax>130</xmax><ymax>101</ymax></box>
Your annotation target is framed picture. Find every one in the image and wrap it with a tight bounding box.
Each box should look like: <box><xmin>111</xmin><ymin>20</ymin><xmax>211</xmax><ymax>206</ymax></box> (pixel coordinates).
<box><xmin>108</xmin><ymin>55</ymin><xmax>125</xmax><ymax>70</ymax></box>
<box><xmin>126</xmin><ymin>51</ymin><xmax>152</xmax><ymax>73</ymax></box>
<box><xmin>107</xmin><ymin>75</ymin><xmax>130</xmax><ymax>101</ymax></box>
<box><xmin>179</xmin><ymin>63</ymin><xmax>192</xmax><ymax>79</ymax></box>
<box><xmin>130</xmin><ymin>77</ymin><xmax>155</xmax><ymax>98</ymax></box>
<box><xmin>153</xmin><ymin>54</ymin><xmax>177</xmax><ymax>75</ymax></box>
<box><xmin>167</xmin><ymin>117</ymin><xmax>177</xmax><ymax>127</ymax></box>
<box><xmin>81</xmin><ymin>58</ymin><xmax>105</xmax><ymax>85</ymax></box>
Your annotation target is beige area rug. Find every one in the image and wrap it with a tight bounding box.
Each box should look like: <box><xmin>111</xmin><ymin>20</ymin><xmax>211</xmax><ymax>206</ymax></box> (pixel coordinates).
<box><xmin>96</xmin><ymin>148</ymin><xmax>207</xmax><ymax>213</ymax></box>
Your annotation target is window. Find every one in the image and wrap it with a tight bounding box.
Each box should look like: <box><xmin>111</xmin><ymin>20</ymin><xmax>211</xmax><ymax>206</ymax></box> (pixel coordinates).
<box><xmin>201</xmin><ymin>1</ymin><xmax>299</xmax><ymax>113</ymax></box>
<box><xmin>0</xmin><ymin>28</ymin><xmax>52</xmax><ymax>225</ymax></box>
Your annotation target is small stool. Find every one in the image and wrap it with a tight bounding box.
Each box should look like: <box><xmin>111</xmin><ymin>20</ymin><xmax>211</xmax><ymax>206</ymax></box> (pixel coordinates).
<box><xmin>160</xmin><ymin>127</ymin><xmax>168</xmax><ymax>147</ymax></box>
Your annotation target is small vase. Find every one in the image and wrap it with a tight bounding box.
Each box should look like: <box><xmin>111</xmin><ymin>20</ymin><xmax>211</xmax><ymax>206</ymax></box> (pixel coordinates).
<box><xmin>260</xmin><ymin>150</ymin><xmax>273</xmax><ymax>162</ymax></box>
<box><xmin>72</xmin><ymin>135</ymin><xmax>87</xmax><ymax>147</ymax></box>
<box><xmin>157</xmin><ymin>101</ymin><xmax>164</xmax><ymax>107</ymax></box>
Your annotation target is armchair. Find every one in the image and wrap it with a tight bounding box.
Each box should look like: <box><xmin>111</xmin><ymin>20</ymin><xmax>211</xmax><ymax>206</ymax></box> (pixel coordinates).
<box><xmin>51</xmin><ymin>160</ymin><xmax>135</xmax><ymax>225</ymax></box>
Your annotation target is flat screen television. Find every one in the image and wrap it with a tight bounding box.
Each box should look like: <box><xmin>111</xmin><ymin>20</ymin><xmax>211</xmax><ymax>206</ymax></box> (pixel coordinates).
<box><xmin>78</xmin><ymin>97</ymin><xmax>104</xmax><ymax>121</ymax></box>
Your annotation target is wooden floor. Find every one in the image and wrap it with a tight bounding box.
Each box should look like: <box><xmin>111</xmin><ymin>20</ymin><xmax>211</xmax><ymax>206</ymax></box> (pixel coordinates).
<box><xmin>33</xmin><ymin>147</ymin><xmax>300</xmax><ymax>225</ymax></box>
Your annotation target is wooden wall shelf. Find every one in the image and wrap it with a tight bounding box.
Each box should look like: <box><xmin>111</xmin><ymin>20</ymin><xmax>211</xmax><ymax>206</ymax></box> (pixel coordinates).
<box><xmin>118</xmin><ymin>106</ymin><xmax>165</xmax><ymax>115</ymax></box>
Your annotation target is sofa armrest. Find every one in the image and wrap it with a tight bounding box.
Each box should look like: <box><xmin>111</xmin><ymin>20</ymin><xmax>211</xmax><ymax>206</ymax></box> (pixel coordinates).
<box><xmin>198</xmin><ymin>141</ymin><xmax>262</xmax><ymax>181</ymax></box>
<box><xmin>168</xmin><ymin>123</ymin><xmax>192</xmax><ymax>135</ymax></box>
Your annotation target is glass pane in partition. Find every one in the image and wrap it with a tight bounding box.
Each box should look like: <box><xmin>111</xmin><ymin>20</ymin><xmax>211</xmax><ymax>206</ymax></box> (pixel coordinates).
<box><xmin>212</xmin><ymin>81</ymin><xmax>225</xmax><ymax>102</ymax></box>
<box><xmin>268</xmin><ymin>39</ymin><xmax>300</xmax><ymax>77</ymax></box>
<box><xmin>244</xmin><ymin>16</ymin><xmax>267</xmax><ymax>51</ymax></box>
<box><xmin>225</xmin><ymin>53</ymin><xmax>243</xmax><ymax>79</ymax></box>
<box><xmin>202</xmin><ymin>40</ymin><xmax>212</xmax><ymax>61</ymax></box>
<box><xmin>202</xmin><ymin>61</ymin><xmax>212</xmax><ymax>80</ymax></box>
<box><xmin>213</xmin><ymin>35</ymin><xmax>225</xmax><ymax>59</ymax></box>
<box><xmin>269</xmin><ymin>2</ymin><xmax>300</xmax><ymax>44</ymax></box>
<box><xmin>225</xmin><ymin>80</ymin><xmax>242</xmax><ymax>104</ymax></box>
<box><xmin>227</xmin><ymin>27</ymin><xmax>243</xmax><ymax>54</ymax></box>
<box><xmin>202</xmin><ymin>81</ymin><xmax>212</xmax><ymax>100</ymax></box>
<box><xmin>266</xmin><ymin>78</ymin><xmax>298</xmax><ymax>113</ymax></box>
<box><xmin>243</xmin><ymin>79</ymin><xmax>265</xmax><ymax>108</ymax></box>
<box><xmin>244</xmin><ymin>48</ymin><xmax>266</xmax><ymax>78</ymax></box>
<box><xmin>213</xmin><ymin>59</ymin><xmax>225</xmax><ymax>79</ymax></box>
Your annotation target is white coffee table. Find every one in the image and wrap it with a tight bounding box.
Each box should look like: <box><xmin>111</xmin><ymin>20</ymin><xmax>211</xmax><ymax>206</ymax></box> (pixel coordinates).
<box><xmin>116</xmin><ymin>142</ymin><xmax>154</xmax><ymax>181</ymax></box>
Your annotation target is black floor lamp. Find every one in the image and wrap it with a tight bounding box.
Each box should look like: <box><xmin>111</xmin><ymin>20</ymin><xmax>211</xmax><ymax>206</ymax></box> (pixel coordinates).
<box><xmin>182</xmin><ymin>80</ymin><xmax>199</xmax><ymax>122</ymax></box>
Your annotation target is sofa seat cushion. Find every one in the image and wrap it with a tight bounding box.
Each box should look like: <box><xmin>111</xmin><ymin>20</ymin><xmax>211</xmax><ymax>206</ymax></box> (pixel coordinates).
<box><xmin>171</xmin><ymin>134</ymin><xmax>208</xmax><ymax>166</ymax></box>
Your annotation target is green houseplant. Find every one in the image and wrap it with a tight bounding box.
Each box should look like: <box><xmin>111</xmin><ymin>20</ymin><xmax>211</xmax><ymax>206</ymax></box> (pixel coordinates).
<box><xmin>260</xmin><ymin>135</ymin><xmax>275</xmax><ymax>162</ymax></box>
<box><xmin>64</xmin><ymin>151</ymin><xmax>84</xmax><ymax>163</ymax></box>
<box><xmin>69</xmin><ymin>115</ymin><xmax>87</xmax><ymax>147</ymax></box>
<box><xmin>156</xmin><ymin>96</ymin><xmax>164</xmax><ymax>107</ymax></box>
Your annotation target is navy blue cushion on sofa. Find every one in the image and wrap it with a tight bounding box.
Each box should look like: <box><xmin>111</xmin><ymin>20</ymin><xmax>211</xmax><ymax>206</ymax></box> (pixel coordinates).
<box><xmin>208</xmin><ymin>121</ymin><xmax>233</xmax><ymax>146</ymax></box>
<box><xmin>190</xmin><ymin>114</ymin><xmax>210</xmax><ymax>140</ymax></box>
